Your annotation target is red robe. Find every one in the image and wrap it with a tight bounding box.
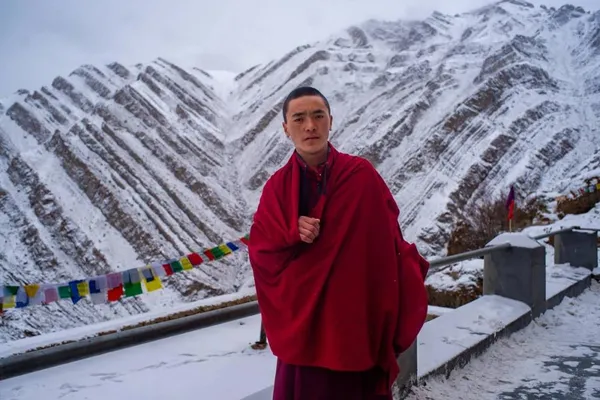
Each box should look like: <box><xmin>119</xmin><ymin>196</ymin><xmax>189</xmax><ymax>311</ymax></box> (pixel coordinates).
<box><xmin>249</xmin><ymin>143</ymin><xmax>429</xmax><ymax>397</ymax></box>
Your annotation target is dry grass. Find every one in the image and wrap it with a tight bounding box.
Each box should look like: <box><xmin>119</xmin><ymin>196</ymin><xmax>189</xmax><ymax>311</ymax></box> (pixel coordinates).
<box><xmin>426</xmin><ymin>279</ymin><xmax>483</xmax><ymax>309</ymax></box>
<box><xmin>556</xmin><ymin>191</ymin><xmax>600</xmax><ymax>218</ymax></box>
<box><xmin>425</xmin><ymin>314</ymin><xmax>439</xmax><ymax>322</ymax></box>
<box><xmin>24</xmin><ymin>340</ymin><xmax>76</xmax><ymax>353</ymax></box>
<box><xmin>447</xmin><ymin>192</ymin><xmax>548</xmax><ymax>256</ymax></box>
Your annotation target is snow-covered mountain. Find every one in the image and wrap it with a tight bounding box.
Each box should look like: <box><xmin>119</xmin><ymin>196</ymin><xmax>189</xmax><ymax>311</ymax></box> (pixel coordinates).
<box><xmin>1</xmin><ymin>1</ymin><xmax>599</xmax><ymax>340</ymax></box>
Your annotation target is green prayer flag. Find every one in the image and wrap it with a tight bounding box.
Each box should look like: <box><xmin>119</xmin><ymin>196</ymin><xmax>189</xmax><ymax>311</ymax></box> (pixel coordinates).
<box><xmin>170</xmin><ymin>260</ymin><xmax>183</xmax><ymax>273</ymax></box>
<box><xmin>124</xmin><ymin>282</ymin><xmax>143</xmax><ymax>297</ymax></box>
<box><xmin>211</xmin><ymin>246</ymin><xmax>225</xmax><ymax>259</ymax></box>
<box><xmin>58</xmin><ymin>285</ymin><xmax>71</xmax><ymax>299</ymax></box>
<box><xmin>4</xmin><ymin>286</ymin><xmax>19</xmax><ymax>296</ymax></box>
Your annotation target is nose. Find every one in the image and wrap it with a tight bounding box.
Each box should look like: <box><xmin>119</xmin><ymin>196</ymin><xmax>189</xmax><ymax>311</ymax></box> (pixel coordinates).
<box><xmin>304</xmin><ymin>117</ymin><xmax>317</xmax><ymax>131</ymax></box>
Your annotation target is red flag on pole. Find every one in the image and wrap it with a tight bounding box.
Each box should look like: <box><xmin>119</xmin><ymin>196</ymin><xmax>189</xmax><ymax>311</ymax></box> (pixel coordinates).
<box><xmin>506</xmin><ymin>186</ymin><xmax>515</xmax><ymax>221</ymax></box>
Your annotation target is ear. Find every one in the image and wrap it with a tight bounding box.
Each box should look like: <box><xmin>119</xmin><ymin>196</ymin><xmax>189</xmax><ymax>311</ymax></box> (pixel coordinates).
<box><xmin>329</xmin><ymin>115</ymin><xmax>333</xmax><ymax>130</ymax></box>
<box><xmin>282</xmin><ymin>121</ymin><xmax>289</xmax><ymax>137</ymax></box>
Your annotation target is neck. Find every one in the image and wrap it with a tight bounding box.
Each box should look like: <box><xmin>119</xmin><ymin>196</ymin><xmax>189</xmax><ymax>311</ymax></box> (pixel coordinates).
<box><xmin>297</xmin><ymin>146</ymin><xmax>328</xmax><ymax>167</ymax></box>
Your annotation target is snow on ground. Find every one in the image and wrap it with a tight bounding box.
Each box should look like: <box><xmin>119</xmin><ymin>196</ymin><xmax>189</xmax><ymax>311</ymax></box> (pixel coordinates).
<box><xmin>0</xmin><ymin>290</ymin><xmax>451</xmax><ymax>360</ymax></box>
<box><xmin>407</xmin><ymin>281</ymin><xmax>600</xmax><ymax>400</ymax></box>
<box><xmin>0</xmin><ymin>287</ymin><xmax>255</xmax><ymax>358</ymax></box>
<box><xmin>426</xmin><ymin>258</ymin><xmax>483</xmax><ymax>292</ymax></box>
<box><xmin>0</xmin><ymin>314</ymin><xmax>276</xmax><ymax>400</ymax></box>
<box><xmin>418</xmin><ymin>294</ymin><xmax>532</xmax><ymax>379</ymax></box>
<box><xmin>4</xmin><ymin>279</ymin><xmax>595</xmax><ymax>400</ymax></box>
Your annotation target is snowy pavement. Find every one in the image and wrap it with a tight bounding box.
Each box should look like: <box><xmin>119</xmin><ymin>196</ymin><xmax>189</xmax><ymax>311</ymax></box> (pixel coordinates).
<box><xmin>407</xmin><ymin>281</ymin><xmax>600</xmax><ymax>400</ymax></box>
<box><xmin>1</xmin><ymin>283</ymin><xmax>598</xmax><ymax>400</ymax></box>
<box><xmin>0</xmin><ymin>314</ymin><xmax>277</xmax><ymax>400</ymax></box>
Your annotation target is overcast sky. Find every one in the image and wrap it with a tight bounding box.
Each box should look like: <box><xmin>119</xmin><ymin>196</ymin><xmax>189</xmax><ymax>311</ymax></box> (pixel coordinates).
<box><xmin>0</xmin><ymin>0</ymin><xmax>597</xmax><ymax>97</ymax></box>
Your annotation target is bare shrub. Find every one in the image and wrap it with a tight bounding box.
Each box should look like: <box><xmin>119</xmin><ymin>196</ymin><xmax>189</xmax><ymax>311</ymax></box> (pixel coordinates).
<box><xmin>447</xmin><ymin>192</ymin><xmax>548</xmax><ymax>255</ymax></box>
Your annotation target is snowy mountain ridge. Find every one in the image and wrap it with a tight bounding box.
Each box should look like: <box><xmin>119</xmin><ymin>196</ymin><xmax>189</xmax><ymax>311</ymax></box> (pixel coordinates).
<box><xmin>1</xmin><ymin>1</ymin><xmax>599</xmax><ymax>340</ymax></box>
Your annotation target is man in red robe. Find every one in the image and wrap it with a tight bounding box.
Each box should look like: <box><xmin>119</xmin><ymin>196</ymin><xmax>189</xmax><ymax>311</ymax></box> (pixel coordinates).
<box><xmin>248</xmin><ymin>86</ymin><xmax>430</xmax><ymax>400</ymax></box>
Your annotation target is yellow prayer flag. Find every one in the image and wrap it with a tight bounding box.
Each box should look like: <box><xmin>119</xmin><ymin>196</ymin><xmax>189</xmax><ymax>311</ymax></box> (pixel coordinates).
<box><xmin>24</xmin><ymin>284</ymin><xmax>40</xmax><ymax>298</ymax></box>
<box><xmin>144</xmin><ymin>276</ymin><xmax>163</xmax><ymax>292</ymax></box>
<box><xmin>77</xmin><ymin>281</ymin><xmax>90</xmax><ymax>297</ymax></box>
<box><xmin>218</xmin><ymin>244</ymin><xmax>232</xmax><ymax>255</ymax></box>
<box><xmin>180</xmin><ymin>257</ymin><xmax>193</xmax><ymax>270</ymax></box>
<box><xmin>3</xmin><ymin>296</ymin><xmax>16</xmax><ymax>309</ymax></box>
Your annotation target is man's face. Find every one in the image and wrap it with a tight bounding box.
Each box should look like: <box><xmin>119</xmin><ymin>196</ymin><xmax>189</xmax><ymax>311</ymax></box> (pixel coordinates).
<box><xmin>283</xmin><ymin>95</ymin><xmax>332</xmax><ymax>157</ymax></box>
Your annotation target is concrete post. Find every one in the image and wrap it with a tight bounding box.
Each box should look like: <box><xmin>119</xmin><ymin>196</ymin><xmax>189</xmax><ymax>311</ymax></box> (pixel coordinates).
<box><xmin>395</xmin><ymin>340</ymin><xmax>417</xmax><ymax>399</ymax></box>
<box><xmin>483</xmin><ymin>233</ymin><xmax>546</xmax><ymax>318</ymax></box>
<box><xmin>553</xmin><ymin>230</ymin><xmax>598</xmax><ymax>271</ymax></box>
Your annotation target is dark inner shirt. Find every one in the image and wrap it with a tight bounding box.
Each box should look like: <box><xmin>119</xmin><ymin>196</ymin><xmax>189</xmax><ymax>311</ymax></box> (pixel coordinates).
<box><xmin>296</xmin><ymin>153</ymin><xmax>327</xmax><ymax>216</ymax></box>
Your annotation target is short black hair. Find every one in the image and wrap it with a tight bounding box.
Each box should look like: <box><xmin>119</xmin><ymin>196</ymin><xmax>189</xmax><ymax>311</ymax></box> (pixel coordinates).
<box><xmin>282</xmin><ymin>86</ymin><xmax>331</xmax><ymax>122</ymax></box>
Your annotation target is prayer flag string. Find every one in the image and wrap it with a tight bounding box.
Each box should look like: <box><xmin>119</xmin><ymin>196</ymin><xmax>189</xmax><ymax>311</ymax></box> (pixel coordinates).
<box><xmin>0</xmin><ymin>234</ymin><xmax>250</xmax><ymax>312</ymax></box>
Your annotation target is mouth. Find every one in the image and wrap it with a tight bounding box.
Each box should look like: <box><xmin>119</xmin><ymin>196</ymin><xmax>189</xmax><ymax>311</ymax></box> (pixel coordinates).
<box><xmin>305</xmin><ymin>137</ymin><xmax>320</xmax><ymax>141</ymax></box>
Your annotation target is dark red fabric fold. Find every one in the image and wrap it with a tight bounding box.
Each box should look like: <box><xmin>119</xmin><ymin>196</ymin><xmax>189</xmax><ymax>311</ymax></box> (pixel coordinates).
<box><xmin>249</xmin><ymin>144</ymin><xmax>429</xmax><ymax>395</ymax></box>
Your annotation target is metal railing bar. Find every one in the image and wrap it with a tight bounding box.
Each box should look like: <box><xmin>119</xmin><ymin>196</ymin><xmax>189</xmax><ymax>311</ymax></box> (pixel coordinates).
<box><xmin>530</xmin><ymin>226</ymin><xmax>581</xmax><ymax>240</ymax></box>
<box><xmin>428</xmin><ymin>242</ymin><xmax>512</xmax><ymax>270</ymax></box>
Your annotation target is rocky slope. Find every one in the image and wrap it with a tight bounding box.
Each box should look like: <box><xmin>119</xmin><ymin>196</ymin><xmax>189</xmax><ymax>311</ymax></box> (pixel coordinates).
<box><xmin>1</xmin><ymin>1</ymin><xmax>599</xmax><ymax>340</ymax></box>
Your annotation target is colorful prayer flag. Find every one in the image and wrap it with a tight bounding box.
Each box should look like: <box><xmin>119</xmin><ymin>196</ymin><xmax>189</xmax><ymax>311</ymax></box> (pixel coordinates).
<box><xmin>2</xmin><ymin>295</ymin><xmax>15</xmax><ymax>309</ymax></box>
<box><xmin>203</xmin><ymin>249</ymin><xmax>216</xmax><ymax>261</ymax></box>
<box><xmin>180</xmin><ymin>257</ymin><xmax>193</xmax><ymax>271</ymax></box>
<box><xmin>43</xmin><ymin>286</ymin><xmax>59</xmax><ymax>304</ymax></box>
<box><xmin>127</xmin><ymin>269</ymin><xmax>141</xmax><ymax>284</ymax></box>
<box><xmin>124</xmin><ymin>282</ymin><xmax>143</xmax><ymax>297</ymax></box>
<box><xmin>107</xmin><ymin>285</ymin><xmax>123</xmax><ymax>302</ymax></box>
<box><xmin>170</xmin><ymin>260</ymin><xmax>184</xmax><ymax>273</ymax></box>
<box><xmin>141</xmin><ymin>267</ymin><xmax>155</xmax><ymax>282</ymax></box>
<box><xmin>187</xmin><ymin>252</ymin><xmax>203</xmax><ymax>266</ymax></box>
<box><xmin>69</xmin><ymin>280</ymin><xmax>84</xmax><ymax>304</ymax></box>
<box><xmin>76</xmin><ymin>281</ymin><xmax>90</xmax><ymax>297</ymax></box>
<box><xmin>226</xmin><ymin>242</ymin><xmax>239</xmax><ymax>251</ymax></box>
<box><xmin>26</xmin><ymin>284</ymin><xmax>44</xmax><ymax>306</ymax></box>
<box><xmin>210</xmin><ymin>246</ymin><xmax>225</xmax><ymax>259</ymax></box>
<box><xmin>3</xmin><ymin>286</ymin><xmax>19</xmax><ymax>296</ymax></box>
<box><xmin>24</xmin><ymin>284</ymin><xmax>40</xmax><ymax>299</ymax></box>
<box><xmin>58</xmin><ymin>285</ymin><xmax>71</xmax><ymax>299</ymax></box>
<box><xmin>162</xmin><ymin>263</ymin><xmax>174</xmax><ymax>276</ymax></box>
<box><xmin>218</xmin><ymin>244</ymin><xmax>232</xmax><ymax>255</ymax></box>
<box><xmin>90</xmin><ymin>292</ymin><xmax>106</xmax><ymax>305</ymax></box>
<box><xmin>142</xmin><ymin>267</ymin><xmax>163</xmax><ymax>292</ymax></box>
<box><xmin>152</xmin><ymin>262</ymin><xmax>166</xmax><ymax>278</ymax></box>
<box><xmin>107</xmin><ymin>273</ymin><xmax>122</xmax><ymax>289</ymax></box>
<box><xmin>88</xmin><ymin>279</ymin><xmax>102</xmax><ymax>294</ymax></box>
<box><xmin>16</xmin><ymin>287</ymin><xmax>28</xmax><ymax>308</ymax></box>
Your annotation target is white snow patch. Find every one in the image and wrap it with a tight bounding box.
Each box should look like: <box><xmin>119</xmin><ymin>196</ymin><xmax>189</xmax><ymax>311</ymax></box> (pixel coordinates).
<box><xmin>0</xmin><ymin>287</ymin><xmax>256</xmax><ymax>359</ymax></box>
<box><xmin>488</xmin><ymin>232</ymin><xmax>542</xmax><ymax>249</ymax></box>
<box><xmin>0</xmin><ymin>314</ymin><xmax>276</xmax><ymax>400</ymax></box>
<box><xmin>409</xmin><ymin>282</ymin><xmax>600</xmax><ymax>399</ymax></box>
<box><xmin>427</xmin><ymin>305</ymin><xmax>455</xmax><ymax>316</ymax></box>
<box><xmin>417</xmin><ymin>295</ymin><xmax>531</xmax><ymax>377</ymax></box>
<box><xmin>546</xmin><ymin>263</ymin><xmax>592</xmax><ymax>300</ymax></box>
<box><xmin>426</xmin><ymin>259</ymin><xmax>483</xmax><ymax>292</ymax></box>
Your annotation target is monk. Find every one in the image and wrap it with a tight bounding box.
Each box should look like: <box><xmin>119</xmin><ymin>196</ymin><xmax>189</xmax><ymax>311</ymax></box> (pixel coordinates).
<box><xmin>248</xmin><ymin>86</ymin><xmax>430</xmax><ymax>400</ymax></box>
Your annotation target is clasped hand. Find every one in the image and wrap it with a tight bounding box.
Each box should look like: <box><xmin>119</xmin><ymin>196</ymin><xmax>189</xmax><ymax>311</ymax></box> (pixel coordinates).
<box><xmin>298</xmin><ymin>216</ymin><xmax>320</xmax><ymax>243</ymax></box>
